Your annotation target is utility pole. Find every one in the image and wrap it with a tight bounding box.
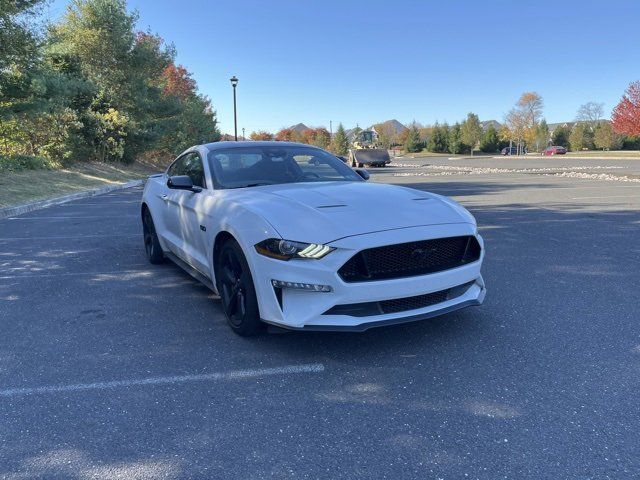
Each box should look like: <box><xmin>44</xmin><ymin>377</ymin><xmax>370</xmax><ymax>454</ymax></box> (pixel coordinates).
<box><xmin>242</xmin><ymin>128</ymin><xmax>245</xmax><ymax>140</ymax></box>
<box><xmin>330</xmin><ymin>120</ymin><xmax>333</xmax><ymax>136</ymax></box>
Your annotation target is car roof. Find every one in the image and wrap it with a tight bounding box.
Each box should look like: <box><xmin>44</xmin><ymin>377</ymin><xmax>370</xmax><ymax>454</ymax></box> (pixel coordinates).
<box><xmin>203</xmin><ymin>141</ymin><xmax>324</xmax><ymax>151</ymax></box>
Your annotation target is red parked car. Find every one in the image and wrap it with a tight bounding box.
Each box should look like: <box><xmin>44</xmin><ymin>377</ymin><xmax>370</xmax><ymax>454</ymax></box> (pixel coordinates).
<box><xmin>541</xmin><ymin>146</ymin><xmax>567</xmax><ymax>155</ymax></box>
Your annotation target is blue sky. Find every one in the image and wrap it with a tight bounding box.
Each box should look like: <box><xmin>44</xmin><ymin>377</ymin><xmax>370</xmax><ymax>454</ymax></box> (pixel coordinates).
<box><xmin>46</xmin><ymin>0</ymin><xmax>640</xmax><ymax>134</ymax></box>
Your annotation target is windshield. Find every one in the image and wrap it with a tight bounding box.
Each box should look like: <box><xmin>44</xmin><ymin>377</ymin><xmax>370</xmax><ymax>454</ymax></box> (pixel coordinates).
<box><xmin>207</xmin><ymin>145</ymin><xmax>362</xmax><ymax>189</ymax></box>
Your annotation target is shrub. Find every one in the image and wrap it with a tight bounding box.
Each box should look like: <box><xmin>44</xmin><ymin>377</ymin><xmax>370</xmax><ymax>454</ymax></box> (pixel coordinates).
<box><xmin>0</xmin><ymin>155</ymin><xmax>58</xmax><ymax>173</ymax></box>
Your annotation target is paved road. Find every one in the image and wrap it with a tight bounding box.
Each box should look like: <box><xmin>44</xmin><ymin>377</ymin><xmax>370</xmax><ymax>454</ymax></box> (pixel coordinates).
<box><xmin>1</xmin><ymin>157</ymin><xmax>639</xmax><ymax>479</ymax></box>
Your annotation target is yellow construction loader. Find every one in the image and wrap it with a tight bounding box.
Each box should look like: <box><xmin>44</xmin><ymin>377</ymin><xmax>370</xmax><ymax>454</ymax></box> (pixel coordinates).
<box><xmin>349</xmin><ymin>129</ymin><xmax>391</xmax><ymax>168</ymax></box>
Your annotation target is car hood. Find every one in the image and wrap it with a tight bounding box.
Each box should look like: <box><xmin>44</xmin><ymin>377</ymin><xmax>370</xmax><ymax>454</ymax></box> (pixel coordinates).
<box><xmin>232</xmin><ymin>181</ymin><xmax>475</xmax><ymax>244</ymax></box>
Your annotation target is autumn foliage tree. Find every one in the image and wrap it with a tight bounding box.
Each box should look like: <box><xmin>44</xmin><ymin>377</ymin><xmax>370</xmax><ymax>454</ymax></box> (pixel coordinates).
<box><xmin>1</xmin><ymin>0</ymin><xmax>219</xmax><ymax>169</ymax></box>
<box><xmin>612</xmin><ymin>81</ymin><xmax>640</xmax><ymax>136</ymax></box>
<box><xmin>250</xmin><ymin>130</ymin><xmax>273</xmax><ymax>141</ymax></box>
<box><xmin>310</xmin><ymin>128</ymin><xmax>330</xmax><ymax>148</ymax></box>
<box><xmin>275</xmin><ymin>128</ymin><xmax>295</xmax><ymax>141</ymax></box>
<box><xmin>275</xmin><ymin>127</ymin><xmax>330</xmax><ymax>147</ymax></box>
<box><xmin>161</xmin><ymin>64</ymin><xmax>196</xmax><ymax>100</ymax></box>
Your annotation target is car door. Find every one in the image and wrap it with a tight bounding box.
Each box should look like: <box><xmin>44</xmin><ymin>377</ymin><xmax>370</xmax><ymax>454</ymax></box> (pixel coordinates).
<box><xmin>161</xmin><ymin>153</ymin><xmax>190</xmax><ymax>253</ymax></box>
<box><xmin>165</xmin><ymin>152</ymin><xmax>210</xmax><ymax>273</ymax></box>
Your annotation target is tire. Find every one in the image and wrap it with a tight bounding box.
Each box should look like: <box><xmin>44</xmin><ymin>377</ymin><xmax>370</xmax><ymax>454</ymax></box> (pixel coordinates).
<box><xmin>358</xmin><ymin>162</ymin><xmax>364</xmax><ymax>168</ymax></box>
<box><xmin>215</xmin><ymin>239</ymin><xmax>264</xmax><ymax>336</ymax></box>
<box><xmin>142</xmin><ymin>208</ymin><xmax>164</xmax><ymax>264</ymax></box>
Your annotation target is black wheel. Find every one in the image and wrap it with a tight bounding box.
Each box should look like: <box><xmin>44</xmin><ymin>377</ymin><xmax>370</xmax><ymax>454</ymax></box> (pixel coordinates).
<box><xmin>215</xmin><ymin>239</ymin><xmax>263</xmax><ymax>336</ymax></box>
<box><xmin>142</xmin><ymin>208</ymin><xmax>164</xmax><ymax>264</ymax></box>
<box><xmin>351</xmin><ymin>158</ymin><xmax>356</xmax><ymax>168</ymax></box>
<box><xmin>358</xmin><ymin>162</ymin><xmax>364</xmax><ymax>168</ymax></box>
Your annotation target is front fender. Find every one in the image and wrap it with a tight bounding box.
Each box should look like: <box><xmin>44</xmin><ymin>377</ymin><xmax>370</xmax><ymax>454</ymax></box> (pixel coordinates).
<box><xmin>206</xmin><ymin>202</ymin><xmax>281</xmax><ymax>293</ymax></box>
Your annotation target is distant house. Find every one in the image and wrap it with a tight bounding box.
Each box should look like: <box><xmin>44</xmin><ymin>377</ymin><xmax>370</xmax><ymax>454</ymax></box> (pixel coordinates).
<box><xmin>548</xmin><ymin>120</ymin><xmax>609</xmax><ymax>135</ymax></box>
<box><xmin>547</xmin><ymin>122</ymin><xmax>576</xmax><ymax>134</ymax></box>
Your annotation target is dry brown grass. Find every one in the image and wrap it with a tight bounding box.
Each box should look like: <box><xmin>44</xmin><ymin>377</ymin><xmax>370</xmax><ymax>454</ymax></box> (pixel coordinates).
<box><xmin>0</xmin><ymin>161</ymin><xmax>166</xmax><ymax>208</ymax></box>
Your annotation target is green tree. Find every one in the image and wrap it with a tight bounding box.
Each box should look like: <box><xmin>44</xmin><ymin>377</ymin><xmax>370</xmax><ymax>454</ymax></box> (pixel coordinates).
<box><xmin>404</xmin><ymin>124</ymin><xmax>422</xmax><ymax>153</ymax></box>
<box><xmin>1</xmin><ymin>0</ymin><xmax>219</xmax><ymax>168</ymax></box>
<box><xmin>0</xmin><ymin>0</ymin><xmax>45</xmax><ymax>72</ymax></box>
<box><xmin>427</xmin><ymin>122</ymin><xmax>449</xmax><ymax>153</ymax></box>
<box><xmin>534</xmin><ymin>119</ymin><xmax>550</xmax><ymax>151</ymax></box>
<box><xmin>460</xmin><ymin>112</ymin><xmax>482</xmax><ymax>154</ymax></box>
<box><xmin>448</xmin><ymin>123</ymin><xmax>462</xmax><ymax>154</ymax></box>
<box><xmin>594</xmin><ymin>122</ymin><xmax>621</xmax><ymax>150</ymax></box>
<box><xmin>552</xmin><ymin>125</ymin><xmax>570</xmax><ymax>147</ymax></box>
<box><xmin>480</xmin><ymin>124</ymin><xmax>499</xmax><ymax>153</ymax></box>
<box><xmin>48</xmin><ymin>0</ymin><xmax>137</xmax><ymax>104</ymax></box>
<box><xmin>331</xmin><ymin>123</ymin><xmax>349</xmax><ymax>155</ymax></box>
<box><xmin>569</xmin><ymin>123</ymin><xmax>594</xmax><ymax>151</ymax></box>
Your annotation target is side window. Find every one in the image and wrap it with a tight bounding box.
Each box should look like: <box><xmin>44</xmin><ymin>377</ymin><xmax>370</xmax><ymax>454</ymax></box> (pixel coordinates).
<box><xmin>167</xmin><ymin>155</ymin><xmax>188</xmax><ymax>177</ymax></box>
<box><xmin>184</xmin><ymin>153</ymin><xmax>206</xmax><ymax>188</ymax></box>
<box><xmin>167</xmin><ymin>153</ymin><xmax>207</xmax><ymax>188</ymax></box>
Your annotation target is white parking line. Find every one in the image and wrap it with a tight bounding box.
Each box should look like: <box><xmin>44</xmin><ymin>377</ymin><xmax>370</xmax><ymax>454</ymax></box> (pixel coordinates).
<box><xmin>0</xmin><ymin>364</ymin><xmax>325</xmax><ymax>397</ymax></box>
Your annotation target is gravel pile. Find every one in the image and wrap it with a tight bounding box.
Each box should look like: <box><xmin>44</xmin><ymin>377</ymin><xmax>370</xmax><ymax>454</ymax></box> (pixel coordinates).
<box><xmin>545</xmin><ymin>172</ymin><xmax>640</xmax><ymax>183</ymax></box>
<box><xmin>392</xmin><ymin>165</ymin><xmax>628</xmax><ymax>179</ymax></box>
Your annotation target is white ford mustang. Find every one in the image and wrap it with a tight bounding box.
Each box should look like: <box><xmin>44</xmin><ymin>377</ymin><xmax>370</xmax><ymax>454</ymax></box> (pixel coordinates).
<box><xmin>141</xmin><ymin>141</ymin><xmax>485</xmax><ymax>335</ymax></box>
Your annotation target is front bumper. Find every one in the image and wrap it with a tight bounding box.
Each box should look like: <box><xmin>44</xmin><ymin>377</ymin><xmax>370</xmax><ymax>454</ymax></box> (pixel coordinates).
<box><xmin>246</xmin><ymin>223</ymin><xmax>485</xmax><ymax>330</ymax></box>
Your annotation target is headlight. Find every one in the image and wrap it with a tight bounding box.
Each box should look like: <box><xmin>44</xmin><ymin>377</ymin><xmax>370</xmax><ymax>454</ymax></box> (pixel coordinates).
<box><xmin>255</xmin><ymin>239</ymin><xmax>335</xmax><ymax>260</ymax></box>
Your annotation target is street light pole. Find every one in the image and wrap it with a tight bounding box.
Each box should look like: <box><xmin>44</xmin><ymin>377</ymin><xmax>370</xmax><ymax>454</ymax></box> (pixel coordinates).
<box><xmin>230</xmin><ymin>76</ymin><xmax>238</xmax><ymax>141</ymax></box>
<box><xmin>242</xmin><ymin>127</ymin><xmax>245</xmax><ymax>140</ymax></box>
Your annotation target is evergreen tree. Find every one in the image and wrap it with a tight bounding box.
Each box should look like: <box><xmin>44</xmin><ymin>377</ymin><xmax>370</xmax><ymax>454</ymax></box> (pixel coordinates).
<box><xmin>480</xmin><ymin>124</ymin><xmax>499</xmax><ymax>153</ymax></box>
<box><xmin>552</xmin><ymin>125</ymin><xmax>570</xmax><ymax>148</ymax></box>
<box><xmin>404</xmin><ymin>124</ymin><xmax>422</xmax><ymax>153</ymax></box>
<box><xmin>448</xmin><ymin>123</ymin><xmax>462</xmax><ymax>154</ymax></box>
<box><xmin>535</xmin><ymin>119</ymin><xmax>550</xmax><ymax>151</ymax></box>
<box><xmin>331</xmin><ymin>123</ymin><xmax>349</xmax><ymax>155</ymax></box>
<box><xmin>427</xmin><ymin>123</ymin><xmax>449</xmax><ymax>153</ymax></box>
<box><xmin>460</xmin><ymin>112</ymin><xmax>482</xmax><ymax>154</ymax></box>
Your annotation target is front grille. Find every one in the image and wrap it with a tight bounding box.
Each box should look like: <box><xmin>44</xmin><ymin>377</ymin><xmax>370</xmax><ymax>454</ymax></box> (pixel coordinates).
<box><xmin>379</xmin><ymin>289</ymin><xmax>449</xmax><ymax>314</ymax></box>
<box><xmin>323</xmin><ymin>281</ymin><xmax>475</xmax><ymax>317</ymax></box>
<box><xmin>338</xmin><ymin>236</ymin><xmax>481</xmax><ymax>283</ymax></box>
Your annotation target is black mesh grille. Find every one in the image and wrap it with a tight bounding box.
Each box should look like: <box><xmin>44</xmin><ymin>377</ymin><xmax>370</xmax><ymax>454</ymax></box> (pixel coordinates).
<box><xmin>379</xmin><ymin>289</ymin><xmax>450</xmax><ymax>314</ymax></box>
<box><xmin>323</xmin><ymin>281</ymin><xmax>475</xmax><ymax>317</ymax></box>
<box><xmin>338</xmin><ymin>235</ymin><xmax>481</xmax><ymax>282</ymax></box>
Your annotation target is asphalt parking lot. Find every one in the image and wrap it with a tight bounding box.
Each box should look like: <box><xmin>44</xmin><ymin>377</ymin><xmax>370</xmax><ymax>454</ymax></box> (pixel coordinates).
<box><xmin>1</xmin><ymin>156</ymin><xmax>640</xmax><ymax>479</ymax></box>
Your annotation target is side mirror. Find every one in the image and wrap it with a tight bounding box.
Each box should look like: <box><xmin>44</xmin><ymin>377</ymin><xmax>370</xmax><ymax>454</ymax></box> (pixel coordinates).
<box><xmin>355</xmin><ymin>168</ymin><xmax>370</xmax><ymax>181</ymax></box>
<box><xmin>167</xmin><ymin>175</ymin><xmax>201</xmax><ymax>192</ymax></box>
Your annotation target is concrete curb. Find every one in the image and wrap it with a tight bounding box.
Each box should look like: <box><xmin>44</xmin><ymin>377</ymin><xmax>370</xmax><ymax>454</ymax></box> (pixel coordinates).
<box><xmin>0</xmin><ymin>179</ymin><xmax>146</xmax><ymax>219</ymax></box>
